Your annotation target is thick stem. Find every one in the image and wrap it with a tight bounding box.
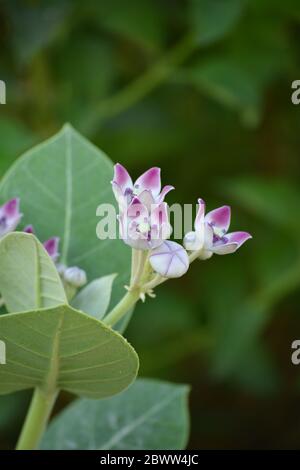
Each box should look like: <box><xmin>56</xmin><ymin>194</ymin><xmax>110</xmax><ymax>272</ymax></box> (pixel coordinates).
<box><xmin>16</xmin><ymin>388</ymin><xmax>58</xmax><ymax>450</ymax></box>
<box><xmin>103</xmin><ymin>289</ymin><xmax>141</xmax><ymax>328</ymax></box>
<box><xmin>130</xmin><ymin>248</ymin><xmax>139</xmax><ymax>281</ymax></box>
<box><xmin>131</xmin><ymin>251</ymin><xmax>148</xmax><ymax>287</ymax></box>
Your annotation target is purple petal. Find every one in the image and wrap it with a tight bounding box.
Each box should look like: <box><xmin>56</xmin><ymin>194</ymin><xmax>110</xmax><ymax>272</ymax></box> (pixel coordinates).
<box><xmin>151</xmin><ymin>202</ymin><xmax>169</xmax><ymax>227</ymax></box>
<box><xmin>157</xmin><ymin>185</ymin><xmax>174</xmax><ymax>203</ymax></box>
<box><xmin>212</xmin><ymin>243</ymin><xmax>239</xmax><ymax>255</ymax></box>
<box><xmin>0</xmin><ymin>198</ymin><xmax>22</xmax><ymax>236</ymax></box>
<box><xmin>226</xmin><ymin>231</ymin><xmax>252</xmax><ymax>246</ymax></box>
<box><xmin>24</xmin><ymin>225</ymin><xmax>35</xmax><ymax>234</ymax></box>
<box><xmin>113</xmin><ymin>163</ymin><xmax>133</xmax><ymax>192</ymax></box>
<box><xmin>44</xmin><ymin>237</ymin><xmax>60</xmax><ymax>261</ymax></box>
<box><xmin>149</xmin><ymin>240</ymin><xmax>189</xmax><ymax>278</ymax></box>
<box><xmin>194</xmin><ymin>198</ymin><xmax>206</xmax><ymax>232</ymax></box>
<box><xmin>2</xmin><ymin>198</ymin><xmax>20</xmax><ymax>217</ymax></box>
<box><xmin>213</xmin><ymin>231</ymin><xmax>252</xmax><ymax>255</ymax></box>
<box><xmin>205</xmin><ymin>205</ymin><xmax>231</xmax><ymax>233</ymax></box>
<box><xmin>135</xmin><ymin>167</ymin><xmax>161</xmax><ymax>197</ymax></box>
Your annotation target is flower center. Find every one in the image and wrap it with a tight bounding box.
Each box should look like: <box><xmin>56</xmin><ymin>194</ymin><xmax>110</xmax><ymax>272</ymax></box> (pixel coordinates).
<box><xmin>212</xmin><ymin>226</ymin><xmax>226</xmax><ymax>238</ymax></box>
<box><xmin>133</xmin><ymin>184</ymin><xmax>140</xmax><ymax>196</ymax></box>
<box><xmin>138</xmin><ymin>221</ymin><xmax>150</xmax><ymax>234</ymax></box>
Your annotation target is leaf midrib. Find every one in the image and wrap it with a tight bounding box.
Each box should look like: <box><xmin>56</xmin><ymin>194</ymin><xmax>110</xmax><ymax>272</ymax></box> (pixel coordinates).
<box><xmin>98</xmin><ymin>388</ymin><xmax>184</xmax><ymax>450</ymax></box>
<box><xmin>61</xmin><ymin>128</ymin><xmax>73</xmax><ymax>264</ymax></box>
<box><xmin>43</xmin><ymin>308</ymin><xmax>65</xmax><ymax>395</ymax></box>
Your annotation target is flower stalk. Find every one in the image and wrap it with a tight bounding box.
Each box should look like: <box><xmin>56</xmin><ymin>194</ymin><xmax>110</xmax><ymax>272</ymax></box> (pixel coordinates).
<box><xmin>103</xmin><ymin>288</ymin><xmax>141</xmax><ymax>328</ymax></box>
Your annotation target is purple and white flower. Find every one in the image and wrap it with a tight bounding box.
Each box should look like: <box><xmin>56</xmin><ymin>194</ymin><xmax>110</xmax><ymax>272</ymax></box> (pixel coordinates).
<box><xmin>112</xmin><ymin>163</ymin><xmax>174</xmax><ymax>209</ymax></box>
<box><xmin>184</xmin><ymin>199</ymin><xmax>252</xmax><ymax>260</ymax></box>
<box><xmin>0</xmin><ymin>198</ymin><xmax>22</xmax><ymax>238</ymax></box>
<box><xmin>24</xmin><ymin>225</ymin><xmax>60</xmax><ymax>261</ymax></box>
<box><xmin>119</xmin><ymin>197</ymin><xmax>171</xmax><ymax>251</ymax></box>
<box><xmin>149</xmin><ymin>240</ymin><xmax>189</xmax><ymax>278</ymax></box>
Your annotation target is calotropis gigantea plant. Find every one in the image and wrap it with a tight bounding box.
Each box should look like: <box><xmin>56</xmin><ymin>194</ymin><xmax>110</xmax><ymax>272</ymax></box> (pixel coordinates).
<box><xmin>0</xmin><ymin>125</ymin><xmax>251</xmax><ymax>451</ymax></box>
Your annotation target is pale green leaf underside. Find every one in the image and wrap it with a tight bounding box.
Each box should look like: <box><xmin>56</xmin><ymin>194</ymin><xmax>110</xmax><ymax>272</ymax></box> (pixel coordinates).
<box><xmin>41</xmin><ymin>379</ymin><xmax>190</xmax><ymax>450</ymax></box>
<box><xmin>0</xmin><ymin>124</ymin><xmax>131</xmax><ymax>310</ymax></box>
<box><xmin>0</xmin><ymin>304</ymin><xmax>139</xmax><ymax>398</ymax></box>
<box><xmin>0</xmin><ymin>232</ymin><xmax>67</xmax><ymax>313</ymax></box>
<box><xmin>72</xmin><ymin>274</ymin><xmax>116</xmax><ymax>320</ymax></box>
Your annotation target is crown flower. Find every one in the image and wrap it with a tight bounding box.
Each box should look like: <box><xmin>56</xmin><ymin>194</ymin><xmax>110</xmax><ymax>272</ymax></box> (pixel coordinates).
<box><xmin>184</xmin><ymin>199</ymin><xmax>252</xmax><ymax>260</ymax></box>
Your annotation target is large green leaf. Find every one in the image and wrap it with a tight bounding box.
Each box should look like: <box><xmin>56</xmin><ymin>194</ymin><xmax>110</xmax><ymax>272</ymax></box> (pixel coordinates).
<box><xmin>189</xmin><ymin>0</ymin><xmax>248</xmax><ymax>45</ymax></box>
<box><xmin>0</xmin><ymin>124</ymin><xmax>131</xmax><ymax>310</ymax></box>
<box><xmin>0</xmin><ymin>232</ymin><xmax>67</xmax><ymax>313</ymax></box>
<box><xmin>0</xmin><ymin>304</ymin><xmax>139</xmax><ymax>398</ymax></box>
<box><xmin>41</xmin><ymin>379</ymin><xmax>190</xmax><ymax>450</ymax></box>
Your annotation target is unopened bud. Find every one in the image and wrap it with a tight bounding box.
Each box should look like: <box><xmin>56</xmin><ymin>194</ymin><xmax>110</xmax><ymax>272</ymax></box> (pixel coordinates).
<box><xmin>64</xmin><ymin>267</ymin><xmax>87</xmax><ymax>288</ymax></box>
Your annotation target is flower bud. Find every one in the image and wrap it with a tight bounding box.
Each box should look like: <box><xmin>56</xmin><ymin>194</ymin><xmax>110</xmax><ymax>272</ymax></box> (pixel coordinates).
<box><xmin>64</xmin><ymin>267</ymin><xmax>87</xmax><ymax>288</ymax></box>
<box><xmin>149</xmin><ymin>240</ymin><xmax>189</xmax><ymax>278</ymax></box>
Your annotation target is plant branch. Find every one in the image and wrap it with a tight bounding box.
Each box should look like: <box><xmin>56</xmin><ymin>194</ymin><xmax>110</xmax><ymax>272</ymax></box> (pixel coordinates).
<box><xmin>82</xmin><ymin>33</ymin><xmax>196</xmax><ymax>135</ymax></box>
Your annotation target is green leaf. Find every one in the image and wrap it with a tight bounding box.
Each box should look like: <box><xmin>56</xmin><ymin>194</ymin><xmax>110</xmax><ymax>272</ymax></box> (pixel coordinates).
<box><xmin>187</xmin><ymin>58</ymin><xmax>261</xmax><ymax>125</ymax></box>
<box><xmin>4</xmin><ymin>0</ymin><xmax>71</xmax><ymax>64</ymax></box>
<box><xmin>85</xmin><ymin>0</ymin><xmax>166</xmax><ymax>50</ymax></box>
<box><xmin>0</xmin><ymin>232</ymin><xmax>67</xmax><ymax>313</ymax></box>
<box><xmin>72</xmin><ymin>274</ymin><xmax>117</xmax><ymax>320</ymax></box>
<box><xmin>0</xmin><ymin>304</ymin><xmax>139</xmax><ymax>398</ymax></box>
<box><xmin>189</xmin><ymin>0</ymin><xmax>248</xmax><ymax>45</ymax></box>
<box><xmin>222</xmin><ymin>177</ymin><xmax>300</xmax><ymax>234</ymax></box>
<box><xmin>41</xmin><ymin>379</ymin><xmax>190</xmax><ymax>450</ymax></box>
<box><xmin>0</xmin><ymin>124</ymin><xmax>131</xmax><ymax>312</ymax></box>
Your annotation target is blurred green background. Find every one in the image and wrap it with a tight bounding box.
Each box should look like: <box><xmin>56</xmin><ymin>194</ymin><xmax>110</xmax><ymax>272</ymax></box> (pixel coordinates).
<box><xmin>1</xmin><ymin>0</ymin><xmax>300</xmax><ymax>450</ymax></box>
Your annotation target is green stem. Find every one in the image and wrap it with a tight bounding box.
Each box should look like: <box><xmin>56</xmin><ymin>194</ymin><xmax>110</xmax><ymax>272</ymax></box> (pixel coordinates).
<box><xmin>131</xmin><ymin>251</ymin><xmax>148</xmax><ymax>287</ymax></box>
<box><xmin>82</xmin><ymin>33</ymin><xmax>196</xmax><ymax>135</ymax></box>
<box><xmin>130</xmin><ymin>248</ymin><xmax>139</xmax><ymax>281</ymax></box>
<box><xmin>104</xmin><ymin>289</ymin><xmax>141</xmax><ymax>328</ymax></box>
<box><xmin>16</xmin><ymin>388</ymin><xmax>58</xmax><ymax>450</ymax></box>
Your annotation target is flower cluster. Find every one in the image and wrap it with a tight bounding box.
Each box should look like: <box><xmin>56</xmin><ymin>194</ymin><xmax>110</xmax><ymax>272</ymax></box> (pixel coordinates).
<box><xmin>112</xmin><ymin>164</ymin><xmax>252</xmax><ymax>295</ymax></box>
<box><xmin>0</xmin><ymin>198</ymin><xmax>87</xmax><ymax>298</ymax></box>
